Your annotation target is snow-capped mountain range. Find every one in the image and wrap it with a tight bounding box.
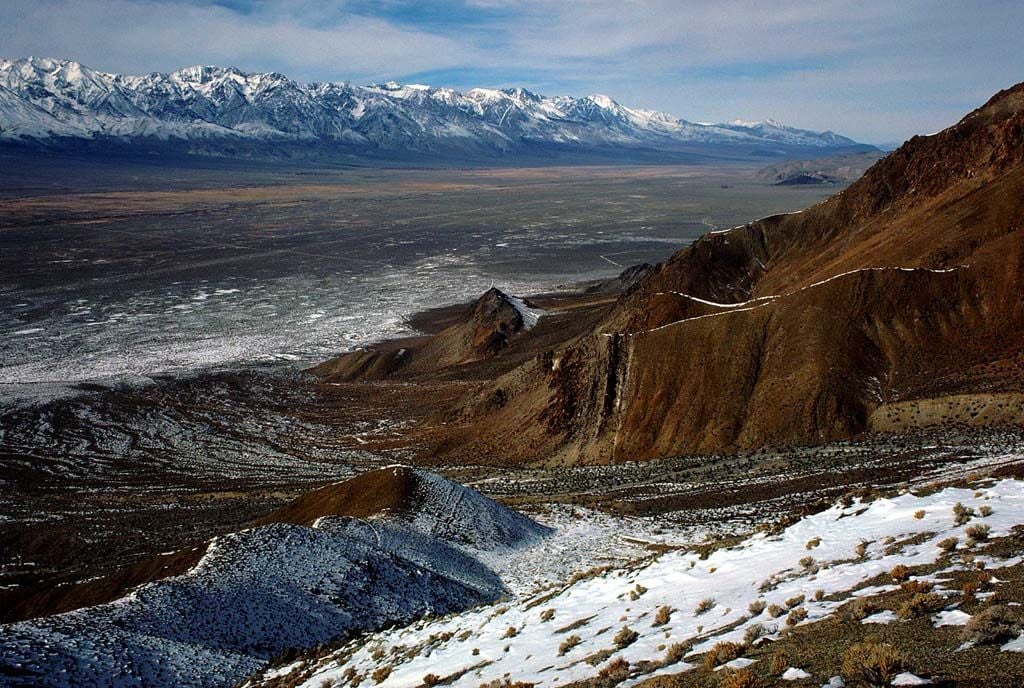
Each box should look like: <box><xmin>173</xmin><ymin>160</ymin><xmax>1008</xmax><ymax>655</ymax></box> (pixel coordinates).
<box><xmin>0</xmin><ymin>57</ymin><xmax>869</xmax><ymax>162</ymax></box>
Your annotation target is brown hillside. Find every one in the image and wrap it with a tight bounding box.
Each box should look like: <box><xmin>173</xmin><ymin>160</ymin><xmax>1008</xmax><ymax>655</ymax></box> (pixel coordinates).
<box><xmin>426</xmin><ymin>83</ymin><xmax>1024</xmax><ymax>464</ymax></box>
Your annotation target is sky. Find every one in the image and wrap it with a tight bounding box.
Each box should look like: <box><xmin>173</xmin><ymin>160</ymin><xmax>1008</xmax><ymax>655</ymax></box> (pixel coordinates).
<box><xmin>3</xmin><ymin>0</ymin><xmax>1023</xmax><ymax>144</ymax></box>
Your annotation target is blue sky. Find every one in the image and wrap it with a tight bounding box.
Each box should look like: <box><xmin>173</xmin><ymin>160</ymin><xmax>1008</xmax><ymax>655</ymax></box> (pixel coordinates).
<box><xmin>3</xmin><ymin>0</ymin><xmax>1023</xmax><ymax>143</ymax></box>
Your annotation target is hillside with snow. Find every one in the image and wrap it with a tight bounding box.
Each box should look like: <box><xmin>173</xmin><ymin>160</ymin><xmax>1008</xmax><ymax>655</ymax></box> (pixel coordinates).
<box><xmin>0</xmin><ymin>58</ymin><xmax>872</xmax><ymax>163</ymax></box>
<box><xmin>246</xmin><ymin>477</ymin><xmax>1024</xmax><ymax>688</ymax></box>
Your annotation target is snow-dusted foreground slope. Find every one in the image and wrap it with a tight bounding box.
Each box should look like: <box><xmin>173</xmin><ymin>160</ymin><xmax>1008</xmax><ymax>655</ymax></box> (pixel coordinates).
<box><xmin>248</xmin><ymin>479</ymin><xmax>1024</xmax><ymax>688</ymax></box>
<box><xmin>0</xmin><ymin>468</ymin><xmax>548</xmax><ymax>688</ymax></box>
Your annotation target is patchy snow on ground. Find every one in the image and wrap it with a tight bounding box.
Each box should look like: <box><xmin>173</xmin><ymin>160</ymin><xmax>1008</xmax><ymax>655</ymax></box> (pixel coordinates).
<box><xmin>253</xmin><ymin>480</ymin><xmax>1024</xmax><ymax>688</ymax></box>
<box><xmin>0</xmin><ymin>470</ymin><xmax>551</xmax><ymax>688</ymax></box>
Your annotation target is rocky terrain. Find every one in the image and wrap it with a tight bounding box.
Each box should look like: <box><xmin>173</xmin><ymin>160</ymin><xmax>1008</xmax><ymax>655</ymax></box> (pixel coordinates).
<box><xmin>317</xmin><ymin>82</ymin><xmax>1024</xmax><ymax>466</ymax></box>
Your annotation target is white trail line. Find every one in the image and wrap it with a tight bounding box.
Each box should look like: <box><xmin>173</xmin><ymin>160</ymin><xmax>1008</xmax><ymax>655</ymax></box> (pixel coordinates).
<box><xmin>600</xmin><ymin>255</ymin><xmax>625</xmax><ymax>268</ymax></box>
<box><xmin>606</xmin><ymin>265</ymin><xmax>967</xmax><ymax>337</ymax></box>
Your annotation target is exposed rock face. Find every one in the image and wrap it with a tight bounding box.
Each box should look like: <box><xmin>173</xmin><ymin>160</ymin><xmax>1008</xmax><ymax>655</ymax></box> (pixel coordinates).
<box><xmin>435</xmin><ymin>83</ymin><xmax>1024</xmax><ymax>464</ymax></box>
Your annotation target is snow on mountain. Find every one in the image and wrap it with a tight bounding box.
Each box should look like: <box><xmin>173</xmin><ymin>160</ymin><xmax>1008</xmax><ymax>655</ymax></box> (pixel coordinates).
<box><xmin>0</xmin><ymin>57</ymin><xmax>867</xmax><ymax>158</ymax></box>
<box><xmin>244</xmin><ymin>478</ymin><xmax>1024</xmax><ymax>688</ymax></box>
<box><xmin>0</xmin><ymin>468</ymin><xmax>546</xmax><ymax>688</ymax></box>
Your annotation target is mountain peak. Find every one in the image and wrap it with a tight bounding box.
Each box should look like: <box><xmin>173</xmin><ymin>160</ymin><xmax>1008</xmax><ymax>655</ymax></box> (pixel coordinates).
<box><xmin>0</xmin><ymin>56</ymin><xmax>871</xmax><ymax>159</ymax></box>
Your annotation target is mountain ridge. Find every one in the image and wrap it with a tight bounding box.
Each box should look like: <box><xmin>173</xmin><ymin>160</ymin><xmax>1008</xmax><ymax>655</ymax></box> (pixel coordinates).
<box><xmin>0</xmin><ymin>57</ymin><xmax>873</xmax><ymax>163</ymax></box>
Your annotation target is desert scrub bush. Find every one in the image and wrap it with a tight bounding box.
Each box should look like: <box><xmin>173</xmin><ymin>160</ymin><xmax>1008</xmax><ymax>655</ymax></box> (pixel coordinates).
<box><xmin>814</xmin><ymin>588</ymin><xmax>825</xmax><ymax>601</ymax></box>
<box><xmin>767</xmin><ymin>604</ymin><xmax>786</xmax><ymax>618</ymax></box>
<box><xmin>770</xmin><ymin>649</ymin><xmax>788</xmax><ymax>675</ymax></box>
<box><xmin>937</xmin><ymin>536</ymin><xmax>958</xmax><ymax>552</ymax></box>
<box><xmin>855</xmin><ymin>541</ymin><xmax>869</xmax><ymax>558</ymax></box>
<box><xmin>743</xmin><ymin>623</ymin><xmax>765</xmax><ymax>645</ymax></box>
<box><xmin>664</xmin><ymin>642</ymin><xmax>691</xmax><ymax>665</ymax></box>
<box><xmin>799</xmin><ymin>556</ymin><xmax>815</xmax><ymax>569</ymax></box>
<box><xmin>805</xmin><ymin>537</ymin><xmax>821</xmax><ymax>550</ymax></box>
<box><xmin>897</xmin><ymin>593</ymin><xmax>946</xmax><ymax>619</ymax></box>
<box><xmin>652</xmin><ymin>605</ymin><xmax>672</xmax><ymax>626</ymax></box>
<box><xmin>962</xmin><ymin>605</ymin><xmax>1022</xmax><ymax>645</ymax></box>
<box><xmin>966</xmin><ymin>523</ymin><xmax>991</xmax><ymax>541</ymax></box>
<box><xmin>889</xmin><ymin>564</ymin><xmax>910</xmax><ymax>583</ymax></box>
<box><xmin>614</xmin><ymin>625</ymin><xmax>639</xmax><ymax>649</ymax></box>
<box><xmin>748</xmin><ymin>599</ymin><xmax>766</xmax><ymax>615</ymax></box>
<box><xmin>423</xmin><ymin>674</ymin><xmax>442</xmax><ymax>687</ymax></box>
<box><xmin>900</xmin><ymin>580</ymin><xmax>933</xmax><ymax>595</ymax></box>
<box><xmin>841</xmin><ymin>641</ymin><xmax>903</xmax><ymax>687</ymax></box>
<box><xmin>962</xmin><ymin>581</ymin><xmax>979</xmax><ymax>603</ymax></box>
<box><xmin>558</xmin><ymin>635</ymin><xmax>581</xmax><ymax>655</ymax></box>
<box><xmin>695</xmin><ymin>597</ymin><xmax>716</xmax><ymax>615</ymax></box>
<box><xmin>913</xmin><ymin>509</ymin><xmax>926</xmax><ymax>520</ymax></box>
<box><xmin>371</xmin><ymin>666</ymin><xmax>392</xmax><ymax>684</ymax></box>
<box><xmin>786</xmin><ymin>607</ymin><xmax>808</xmax><ymax>626</ymax></box>
<box><xmin>785</xmin><ymin>594</ymin><xmax>805</xmax><ymax>609</ymax></box>
<box><xmin>979</xmin><ymin>505</ymin><xmax>993</xmax><ymax>517</ymax></box>
<box><xmin>703</xmin><ymin>641</ymin><xmax>744</xmax><ymax>670</ymax></box>
<box><xmin>539</xmin><ymin>608</ymin><xmax>555</xmax><ymax>622</ymax></box>
<box><xmin>503</xmin><ymin>626</ymin><xmax>518</xmax><ymax>638</ymax></box>
<box><xmin>842</xmin><ymin>597</ymin><xmax>878</xmax><ymax>622</ymax></box>
<box><xmin>479</xmin><ymin>680</ymin><xmax>535</xmax><ymax>688</ymax></box>
<box><xmin>629</xmin><ymin>583</ymin><xmax>648</xmax><ymax>600</ymax></box>
<box><xmin>719</xmin><ymin>668</ymin><xmax>761</xmax><ymax>688</ymax></box>
<box><xmin>598</xmin><ymin>658</ymin><xmax>630</xmax><ymax>681</ymax></box>
<box><xmin>953</xmin><ymin>502</ymin><xmax>975</xmax><ymax>526</ymax></box>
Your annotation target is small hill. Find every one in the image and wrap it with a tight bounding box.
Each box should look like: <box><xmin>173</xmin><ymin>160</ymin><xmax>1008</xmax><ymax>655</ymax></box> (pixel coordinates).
<box><xmin>260</xmin><ymin>465</ymin><xmax>551</xmax><ymax>550</ymax></box>
<box><xmin>756</xmin><ymin>150</ymin><xmax>886</xmax><ymax>185</ymax></box>
<box><xmin>312</xmin><ymin>288</ymin><xmax>543</xmax><ymax>381</ymax></box>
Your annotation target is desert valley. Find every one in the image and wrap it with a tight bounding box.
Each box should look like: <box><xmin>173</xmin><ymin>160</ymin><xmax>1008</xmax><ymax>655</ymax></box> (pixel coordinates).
<box><xmin>2</xmin><ymin>8</ymin><xmax>1024</xmax><ymax>686</ymax></box>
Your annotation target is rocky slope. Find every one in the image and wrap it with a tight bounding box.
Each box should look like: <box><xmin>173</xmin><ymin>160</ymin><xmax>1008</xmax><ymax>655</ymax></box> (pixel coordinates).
<box><xmin>0</xmin><ymin>57</ymin><xmax>871</xmax><ymax>162</ymax></box>
<box><xmin>331</xmin><ymin>83</ymin><xmax>1024</xmax><ymax>465</ymax></box>
<box><xmin>0</xmin><ymin>467</ymin><xmax>547</xmax><ymax>688</ymax></box>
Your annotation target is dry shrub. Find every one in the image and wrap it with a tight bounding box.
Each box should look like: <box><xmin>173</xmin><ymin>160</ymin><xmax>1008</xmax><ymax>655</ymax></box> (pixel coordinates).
<box><xmin>748</xmin><ymin>600</ymin><xmax>766</xmax><ymax>615</ymax></box>
<box><xmin>953</xmin><ymin>502</ymin><xmax>975</xmax><ymax>526</ymax></box>
<box><xmin>913</xmin><ymin>509</ymin><xmax>926</xmax><ymax>520</ymax></box>
<box><xmin>841</xmin><ymin>641</ymin><xmax>903</xmax><ymax>687</ymax></box>
<box><xmin>540</xmin><ymin>608</ymin><xmax>555</xmax><ymax>622</ymax></box>
<box><xmin>799</xmin><ymin>556</ymin><xmax>815</xmax><ymax>569</ymax></box>
<box><xmin>770</xmin><ymin>649</ymin><xmax>788</xmax><ymax>675</ymax></box>
<box><xmin>855</xmin><ymin>541</ymin><xmax>869</xmax><ymax>558</ymax></box>
<box><xmin>979</xmin><ymin>505</ymin><xmax>993</xmax><ymax>517</ymax></box>
<box><xmin>371</xmin><ymin>666</ymin><xmax>392</xmax><ymax>684</ymax></box>
<box><xmin>703</xmin><ymin>641</ymin><xmax>744</xmax><ymax>670</ymax></box>
<box><xmin>966</xmin><ymin>523</ymin><xmax>991</xmax><ymax>541</ymax></box>
<box><xmin>598</xmin><ymin>658</ymin><xmax>630</xmax><ymax>680</ymax></box>
<box><xmin>814</xmin><ymin>589</ymin><xmax>825</xmax><ymax>601</ymax></box>
<box><xmin>664</xmin><ymin>642</ymin><xmax>691</xmax><ymax>665</ymax></box>
<box><xmin>937</xmin><ymin>536</ymin><xmax>958</xmax><ymax>552</ymax></box>
<box><xmin>842</xmin><ymin>597</ymin><xmax>878</xmax><ymax>622</ymax></box>
<box><xmin>897</xmin><ymin>593</ymin><xmax>946</xmax><ymax>619</ymax></box>
<box><xmin>900</xmin><ymin>580</ymin><xmax>933</xmax><ymax>595</ymax></box>
<box><xmin>786</xmin><ymin>607</ymin><xmax>808</xmax><ymax>626</ymax></box>
<box><xmin>614</xmin><ymin>625</ymin><xmax>639</xmax><ymax>648</ymax></box>
<box><xmin>767</xmin><ymin>604</ymin><xmax>786</xmax><ymax>618</ymax></box>
<box><xmin>785</xmin><ymin>594</ymin><xmax>805</xmax><ymax>609</ymax></box>
<box><xmin>479</xmin><ymin>680</ymin><xmax>535</xmax><ymax>688</ymax></box>
<box><xmin>652</xmin><ymin>605</ymin><xmax>672</xmax><ymax>626</ymax></box>
<box><xmin>962</xmin><ymin>605</ymin><xmax>1022</xmax><ymax>645</ymax></box>
<box><xmin>889</xmin><ymin>564</ymin><xmax>910</xmax><ymax>582</ymax></box>
<box><xmin>558</xmin><ymin>635</ymin><xmax>581</xmax><ymax>655</ymax></box>
<box><xmin>695</xmin><ymin>597</ymin><xmax>716</xmax><ymax>615</ymax></box>
<box><xmin>719</xmin><ymin>668</ymin><xmax>761</xmax><ymax>688</ymax></box>
<box><xmin>743</xmin><ymin>623</ymin><xmax>764</xmax><ymax>645</ymax></box>
<box><xmin>423</xmin><ymin>674</ymin><xmax>442</xmax><ymax>687</ymax></box>
<box><xmin>806</xmin><ymin>537</ymin><xmax>821</xmax><ymax>549</ymax></box>
<box><xmin>503</xmin><ymin>626</ymin><xmax>518</xmax><ymax>638</ymax></box>
<box><xmin>630</xmin><ymin>583</ymin><xmax>648</xmax><ymax>600</ymax></box>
